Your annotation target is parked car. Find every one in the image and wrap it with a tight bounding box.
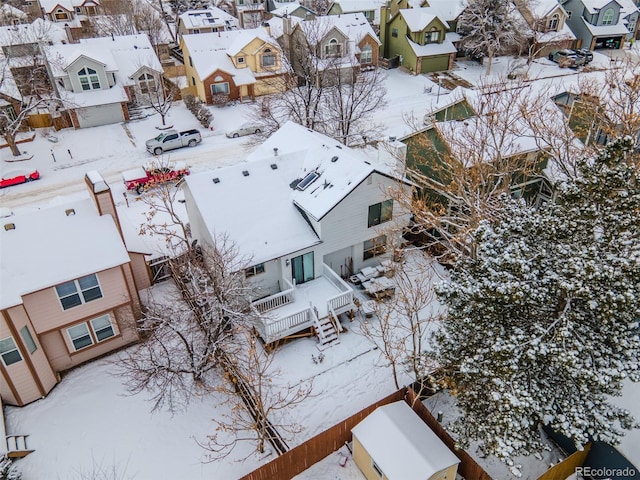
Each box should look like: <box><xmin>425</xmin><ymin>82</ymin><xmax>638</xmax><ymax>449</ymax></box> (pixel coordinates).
<box><xmin>225</xmin><ymin>124</ymin><xmax>262</xmax><ymax>138</ymax></box>
<box><xmin>548</xmin><ymin>49</ymin><xmax>585</xmax><ymax>68</ymax></box>
<box><xmin>122</xmin><ymin>162</ymin><xmax>190</xmax><ymax>194</ymax></box>
<box><xmin>0</xmin><ymin>170</ymin><xmax>40</xmax><ymax>188</ymax></box>
<box><xmin>571</xmin><ymin>48</ymin><xmax>594</xmax><ymax>64</ymax></box>
<box><xmin>145</xmin><ymin>129</ymin><xmax>201</xmax><ymax>155</ymax></box>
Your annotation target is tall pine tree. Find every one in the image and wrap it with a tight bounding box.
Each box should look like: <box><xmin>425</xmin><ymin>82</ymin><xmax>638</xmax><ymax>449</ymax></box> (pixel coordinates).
<box><xmin>431</xmin><ymin>137</ymin><xmax>640</xmax><ymax>458</ymax></box>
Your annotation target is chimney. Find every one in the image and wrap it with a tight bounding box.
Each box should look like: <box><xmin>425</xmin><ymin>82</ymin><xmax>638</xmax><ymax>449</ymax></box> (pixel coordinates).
<box><xmin>273</xmin><ymin>147</ymin><xmax>278</xmax><ymax>156</ymax></box>
<box><xmin>84</xmin><ymin>171</ymin><xmax>124</xmax><ymax>241</ymax></box>
<box><xmin>437</xmin><ymin>411</ymin><xmax>443</xmax><ymax>423</ymax></box>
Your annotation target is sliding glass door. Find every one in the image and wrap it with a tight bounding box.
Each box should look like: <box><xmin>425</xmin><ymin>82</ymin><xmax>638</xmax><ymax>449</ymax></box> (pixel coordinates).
<box><xmin>291</xmin><ymin>252</ymin><xmax>314</xmax><ymax>284</ymax></box>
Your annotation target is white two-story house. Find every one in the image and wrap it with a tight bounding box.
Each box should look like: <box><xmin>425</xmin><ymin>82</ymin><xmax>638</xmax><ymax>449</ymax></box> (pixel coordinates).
<box><xmin>45</xmin><ymin>33</ymin><xmax>163</xmax><ymax>128</ymax></box>
<box><xmin>183</xmin><ymin>122</ymin><xmax>411</xmax><ymax>345</ymax></box>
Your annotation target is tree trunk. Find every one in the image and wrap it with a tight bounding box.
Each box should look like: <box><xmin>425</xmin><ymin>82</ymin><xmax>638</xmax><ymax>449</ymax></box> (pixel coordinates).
<box><xmin>4</xmin><ymin>133</ymin><xmax>21</xmax><ymax>157</ymax></box>
<box><xmin>485</xmin><ymin>52</ymin><xmax>494</xmax><ymax>76</ymax></box>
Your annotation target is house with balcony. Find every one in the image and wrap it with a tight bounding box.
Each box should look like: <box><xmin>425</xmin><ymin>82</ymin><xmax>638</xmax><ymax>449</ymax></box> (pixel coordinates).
<box><xmin>379</xmin><ymin>5</ymin><xmax>458</xmax><ymax>73</ymax></box>
<box><xmin>0</xmin><ymin>172</ymin><xmax>150</xmax><ymax>407</ymax></box>
<box><xmin>514</xmin><ymin>0</ymin><xmax>577</xmax><ymax>57</ymax></box>
<box><xmin>180</xmin><ymin>26</ymin><xmax>287</xmax><ymax>105</ymax></box>
<box><xmin>182</xmin><ymin>121</ymin><xmax>411</xmax><ymax>345</ymax></box>
<box><xmin>279</xmin><ymin>13</ymin><xmax>381</xmax><ymax>86</ymax></box>
<box><xmin>177</xmin><ymin>8</ymin><xmax>239</xmax><ymax>39</ymax></box>
<box><xmin>44</xmin><ymin>33</ymin><xmax>163</xmax><ymax>128</ymax></box>
<box><xmin>561</xmin><ymin>0</ymin><xmax>634</xmax><ymax>49</ymax></box>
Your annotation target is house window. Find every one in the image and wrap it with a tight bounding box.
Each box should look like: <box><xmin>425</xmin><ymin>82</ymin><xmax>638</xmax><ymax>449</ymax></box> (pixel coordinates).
<box><xmin>262</xmin><ymin>48</ymin><xmax>276</xmax><ymax>67</ymax></box>
<box><xmin>372</xmin><ymin>460</ymin><xmax>384</xmax><ymax>477</ymax></box>
<box><xmin>364</xmin><ymin>10</ymin><xmax>372</xmax><ymax>19</ymax></box>
<box><xmin>192</xmin><ymin>76</ymin><xmax>196</xmax><ymax>86</ymax></box>
<box><xmin>78</xmin><ymin>67</ymin><xmax>100</xmax><ymax>90</ymax></box>
<box><xmin>189</xmin><ymin>56</ymin><xmax>193</xmax><ymax>67</ymax></box>
<box><xmin>549</xmin><ymin>13</ymin><xmax>559</xmax><ymax>31</ymax></box>
<box><xmin>368</xmin><ymin>199</ymin><xmax>393</xmax><ymax>227</ymax></box>
<box><xmin>55</xmin><ymin>274</ymin><xmax>103</xmax><ymax>310</ymax></box>
<box><xmin>245</xmin><ymin>263</ymin><xmax>265</xmax><ymax>277</ymax></box>
<box><xmin>138</xmin><ymin>73</ymin><xmax>156</xmax><ymax>94</ymax></box>
<box><xmin>67</xmin><ymin>314</ymin><xmax>115</xmax><ymax>351</ymax></box>
<box><xmin>75</xmin><ymin>6</ymin><xmax>81</xmax><ymax>13</ymax></box>
<box><xmin>325</xmin><ymin>38</ymin><xmax>342</xmax><ymax>57</ymax></box>
<box><xmin>364</xmin><ymin>235</ymin><xmax>387</xmax><ymax>260</ymax></box>
<box><xmin>211</xmin><ymin>82</ymin><xmax>230</xmax><ymax>94</ymax></box>
<box><xmin>54</xmin><ymin>8</ymin><xmax>69</xmax><ymax>20</ymax></box>
<box><xmin>425</xmin><ymin>28</ymin><xmax>439</xmax><ymax>44</ymax></box>
<box><xmin>602</xmin><ymin>8</ymin><xmax>614</xmax><ymax>25</ymax></box>
<box><xmin>567</xmin><ymin>10</ymin><xmax>572</xmax><ymax>18</ymax></box>
<box><xmin>193</xmin><ymin>28</ymin><xmax>200</xmax><ymax>34</ymax></box>
<box><xmin>237</xmin><ymin>56</ymin><xmax>245</xmax><ymax>64</ymax></box>
<box><xmin>629</xmin><ymin>17</ymin><xmax>637</xmax><ymax>33</ymax></box>
<box><xmin>0</xmin><ymin>337</ymin><xmax>22</xmax><ymax>366</ymax></box>
<box><xmin>391</xmin><ymin>28</ymin><xmax>398</xmax><ymax>38</ymax></box>
<box><xmin>360</xmin><ymin>44</ymin><xmax>373</xmax><ymax>64</ymax></box>
<box><xmin>20</xmin><ymin>326</ymin><xmax>37</xmax><ymax>354</ymax></box>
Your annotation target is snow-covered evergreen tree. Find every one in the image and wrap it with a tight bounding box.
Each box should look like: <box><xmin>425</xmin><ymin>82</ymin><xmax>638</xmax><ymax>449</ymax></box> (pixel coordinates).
<box><xmin>431</xmin><ymin>137</ymin><xmax>640</xmax><ymax>458</ymax></box>
<box><xmin>457</xmin><ymin>0</ymin><xmax>527</xmax><ymax>75</ymax></box>
<box><xmin>0</xmin><ymin>454</ymin><xmax>21</xmax><ymax>480</ymax></box>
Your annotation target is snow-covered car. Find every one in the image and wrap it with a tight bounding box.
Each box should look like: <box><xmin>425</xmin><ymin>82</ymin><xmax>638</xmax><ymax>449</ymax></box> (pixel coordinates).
<box><xmin>225</xmin><ymin>124</ymin><xmax>262</xmax><ymax>138</ymax></box>
<box><xmin>548</xmin><ymin>49</ymin><xmax>585</xmax><ymax>68</ymax></box>
<box><xmin>0</xmin><ymin>170</ymin><xmax>40</xmax><ymax>188</ymax></box>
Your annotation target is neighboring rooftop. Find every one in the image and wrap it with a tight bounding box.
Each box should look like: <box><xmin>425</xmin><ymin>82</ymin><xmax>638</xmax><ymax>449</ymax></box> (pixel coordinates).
<box><xmin>0</xmin><ymin>198</ymin><xmax>130</xmax><ymax>309</ymax></box>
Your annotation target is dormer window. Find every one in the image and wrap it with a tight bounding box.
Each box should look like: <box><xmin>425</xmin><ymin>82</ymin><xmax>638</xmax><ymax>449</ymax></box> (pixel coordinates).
<box><xmin>602</xmin><ymin>8</ymin><xmax>614</xmax><ymax>25</ymax></box>
<box><xmin>325</xmin><ymin>38</ymin><xmax>341</xmax><ymax>57</ymax></box>
<box><xmin>78</xmin><ymin>67</ymin><xmax>100</xmax><ymax>90</ymax></box>
<box><xmin>262</xmin><ymin>48</ymin><xmax>276</xmax><ymax>67</ymax></box>
<box><xmin>360</xmin><ymin>44</ymin><xmax>373</xmax><ymax>64</ymax></box>
<box><xmin>138</xmin><ymin>72</ymin><xmax>156</xmax><ymax>94</ymax></box>
<box><xmin>54</xmin><ymin>8</ymin><xmax>69</xmax><ymax>20</ymax></box>
<box><xmin>425</xmin><ymin>28</ymin><xmax>439</xmax><ymax>44</ymax></box>
<box><xmin>237</xmin><ymin>56</ymin><xmax>245</xmax><ymax>64</ymax></box>
<box><xmin>549</xmin><ymin>13</ymin><xmax>559</xmax><ymax>31</ymax></box>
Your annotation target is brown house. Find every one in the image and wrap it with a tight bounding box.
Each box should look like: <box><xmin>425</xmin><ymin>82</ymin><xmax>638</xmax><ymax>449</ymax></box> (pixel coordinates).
<box><xmin>0</xmin><ymin>172</ymin><xmax>149</xmax><ymax>407</ymax></box>
<box><xmin>181</xmin><ymin>26</ymin><xmax>288</xmax><ymax>105</ymax></box>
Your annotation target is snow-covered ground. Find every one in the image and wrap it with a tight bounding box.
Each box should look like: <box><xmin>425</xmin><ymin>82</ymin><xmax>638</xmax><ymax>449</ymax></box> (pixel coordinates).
<box><xmin>3</xmin><ymin>46</ymin><xmax>640</xmax><ymax>479</ymax></box>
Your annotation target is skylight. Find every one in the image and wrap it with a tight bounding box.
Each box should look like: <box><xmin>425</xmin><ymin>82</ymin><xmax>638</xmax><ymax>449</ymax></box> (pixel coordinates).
<box><xmin>296</xmin><ymin>171</ymin><xmax>319</xmax><ymax>191</ymax></box>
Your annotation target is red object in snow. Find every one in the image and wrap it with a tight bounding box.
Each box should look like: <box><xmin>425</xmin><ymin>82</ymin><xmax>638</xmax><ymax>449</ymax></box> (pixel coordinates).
<box><xmin>122</xmin><ymin>162</ymin><xmax>190</xmax><ymax>194</ymax></box>
<box><xmin>0</xmin><ymin>170</ymin><xmax>40</xmax><ymax>188</ymax></box>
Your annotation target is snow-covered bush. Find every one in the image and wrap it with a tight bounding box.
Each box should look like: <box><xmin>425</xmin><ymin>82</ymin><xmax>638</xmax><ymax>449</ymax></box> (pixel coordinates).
<box><xmin>183</xmin><ymin>94</ymin><xmax>213</xmax><ymax>128</ymax></box>
<box><xmin>0</xmin><ymin>454</ymin><xmax>21</xmax><ymax>480</ymax></box>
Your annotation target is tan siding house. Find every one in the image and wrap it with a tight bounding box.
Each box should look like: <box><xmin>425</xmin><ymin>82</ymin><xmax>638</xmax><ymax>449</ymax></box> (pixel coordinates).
<box><xmin>0</xmin><ymin>171</ymin><xmax>146</xmax><ymax>406</ymax></box>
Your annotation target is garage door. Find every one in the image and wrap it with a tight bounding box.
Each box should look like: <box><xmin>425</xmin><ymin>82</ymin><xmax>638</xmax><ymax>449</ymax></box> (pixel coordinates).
<box><xmin>76</xmin><ymin>103</ymin><xmax>125</xmax><ymax>128</ymax></box>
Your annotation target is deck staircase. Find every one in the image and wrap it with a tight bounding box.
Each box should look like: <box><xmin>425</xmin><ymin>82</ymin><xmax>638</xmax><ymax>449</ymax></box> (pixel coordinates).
<box><xmin>313</xmin><ymin>312</ymin><xmax>341</xmax><ymax>350</ymax></box>
<box><xmin>6</xmin><ymin>434</ymin><xmax>34</xmax><ymax>458</ymax></box>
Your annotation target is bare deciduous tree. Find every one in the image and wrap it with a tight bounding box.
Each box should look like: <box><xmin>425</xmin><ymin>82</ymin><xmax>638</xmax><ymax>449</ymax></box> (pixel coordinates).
<box><xmin>118</xmin><ymin>232</ymin><xmax>257</xmax><ymax>413</ymax></box>
<box><xmin>359</xmin><ymin>253</ymin><xmax>441</xmax><ymax>392</ymax></box>
<box><xmin>203</xmin><ymin>331</ymin><xmax>314</xmax><ymax>459</ymax></box>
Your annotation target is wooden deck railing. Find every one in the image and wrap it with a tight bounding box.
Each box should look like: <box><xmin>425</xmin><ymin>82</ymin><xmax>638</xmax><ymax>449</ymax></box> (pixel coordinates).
<box><xmin>252</xmin><ymin>278</ymin><xmax>295</xmax><ymax>314</ymax></box>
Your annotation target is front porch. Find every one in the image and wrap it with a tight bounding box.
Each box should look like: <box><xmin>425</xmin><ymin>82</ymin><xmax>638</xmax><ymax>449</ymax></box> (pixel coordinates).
<box><xmin>252</xmin><ymin>264</ymin><xmax>354</xmax><ymax>344</ymax></box>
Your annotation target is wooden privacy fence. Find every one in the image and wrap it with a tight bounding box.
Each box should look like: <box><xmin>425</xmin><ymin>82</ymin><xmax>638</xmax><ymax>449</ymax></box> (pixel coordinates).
<box><xmin>239</xmin><ymin>389</ymin><xmax>406</xmax><ymax>480</ymax></box>
<box><xmin>240</xmin><ymin>387</ymin><xmax>495</xmax><ymax>480</ymax></box>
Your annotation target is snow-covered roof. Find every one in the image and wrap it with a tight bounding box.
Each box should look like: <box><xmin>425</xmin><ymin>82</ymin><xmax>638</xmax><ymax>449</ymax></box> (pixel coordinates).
<box><xmin>179</xmin><ymin>8</ymin><xmax>239</xmax><ymax>30</ymax></box>
<box><xmin>583</xmin><ymin>0</ymin><xmax>623</xmax><ymax>14</ymax></box>
<box><xmin>582</xmin><ymin>16</ymin><xmax>629</xmax><ymax>35</ymax></box>
<box><xmin>618</xmin><ymin>0</ymin><xmax>639</xmax><ymax>16</ymax></box>
<box><xmin>46</xmin><ymin>34</ymin><xmax>162</xmax><ymax>85</ymax></box>
<box><xmin>0</xmin><ymin>19</ymin><xmax>68</xmax><ymax>48</ymax></box>
<box><xmin>0</xmin><ymin>3</ymin><xmax>27</xmax><ymax>21</ymax></box>
<box><xmin>528</xmin><ymin>0</ymin><xmax>568</xmax><ymax>18</ymax></box>
<box><xmin>184</xmin><ymin>121</ymin><xmax>402</xmax><ymax>263</ymax></box>
<box><xmin>300</xmin><ymin>13</ymin><xmax>381</xmax><ymax>46</ymax></box>
<box><xmin>408</xmin><ymin>32</ymin><xmax>458</xmax><ymax>57</ymax></box>
<box><xmin>0</xmin><ymin>198</ymin><xmax>130</xmax><ymax>309</ymax></box>
<box><xmin>329</xmin><ymin>0</ymin><xmax>387</xmax><ymax>24</ymax></box>
<box><xmin>183</xmin><ymin>153</ymin><xmax>321</xmax><ymax>265</ymax></box>
<box><xmin>351</xmin><ymin>401</ymin><xmax>460</xmax><ymax>480</ymax></box>
<box><xmin>270</xmin><ymin>1</ymin><xmax>312</xmax><ymax>17</ymax></box>
<box><xmin>39</xmin><ymin>0</ymin><xmax>74</xmax><ymax>13</ymax></box>
<box><xmin>399</xmin><ymin>8</ymin><xmax>450</xmax><ymax>32</ymax></box>
<box><xmin>181</xmin><ymin>27</ymin><xmax>282</xmax><ymax>82</ymax></box>
<box><xmin>417</xmin><ymin>0</ymin><xmax>468</xmax><ymax>22</ymax></box>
